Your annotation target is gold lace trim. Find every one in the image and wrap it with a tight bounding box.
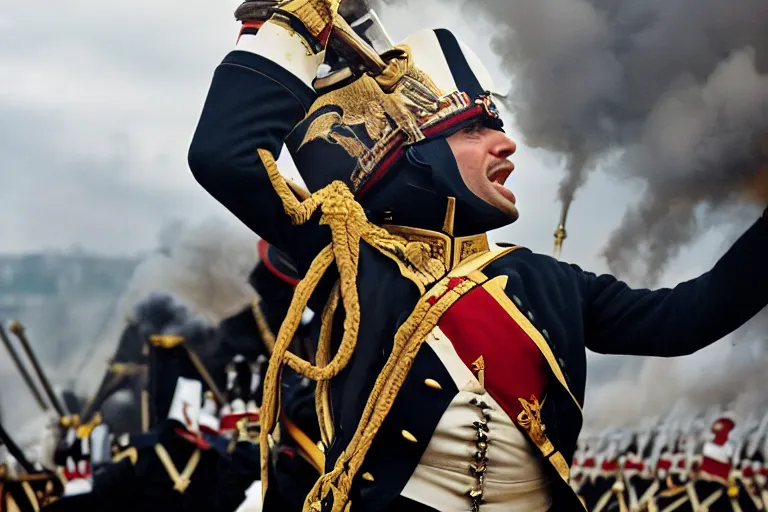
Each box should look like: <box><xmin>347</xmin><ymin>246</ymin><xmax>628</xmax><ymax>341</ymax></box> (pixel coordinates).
<box><xmin>153</xmin><ymin>444</ymin><xmax>201</xmax><ymax>494</ymax></box>
<box><xmin>256</xmin><ymin>147</ymin><xmax>485</xmax><ymax>512</ymax></box>
<box><xmin>149</xmin><ymin>334</ymin><xmax>185</xmax><ymax>349</ymax></box>
<box><xmin>382</xmin><ymin>225</ymin><xmax>489</xmax><ymax>271</ymax></box>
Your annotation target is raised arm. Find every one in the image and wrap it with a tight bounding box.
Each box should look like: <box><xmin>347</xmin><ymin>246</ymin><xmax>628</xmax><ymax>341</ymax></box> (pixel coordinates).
<box><xmin>187</xmin><ymin>6</ymin><xmax>326</xmax><ymax>264</ymax></box>
<box><xmin>582</xmin><ymin>214</ymin><xmax>768</xmax><ymax>357</ymax></box>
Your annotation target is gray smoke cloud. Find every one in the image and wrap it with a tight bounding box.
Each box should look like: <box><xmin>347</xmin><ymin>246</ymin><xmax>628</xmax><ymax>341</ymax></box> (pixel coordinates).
<box><xmin>72</xmin><ymin>217</ymin><xmax>260</xmax><ymax>397</ymax></box>
<box><xmin>2</xmin><ymin>217</ymin><xmax>260</xmax><ymax>464</ymax></box>
<box><xmin>583</xmin><ymin>333</ymin><xmax>768</xmax><ymax>436</ymax></box>
<box><xmin>131</xmin><ymin>292</ymin><xmax>219</xmax><ymax>358</ymax></box>
<box><xmin>378</xmin><ymin>0</ymin><xmax>768</xmax><ymax>284</ymax></box>
<box><xmin>372</xmin><ymin>0</ymin><xmax>768</xmax><ymax>439</ymax></box>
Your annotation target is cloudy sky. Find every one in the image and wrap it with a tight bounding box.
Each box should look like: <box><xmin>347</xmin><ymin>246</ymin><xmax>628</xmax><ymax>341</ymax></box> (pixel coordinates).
<box><xmin>2</xmin><ymin>0</ymin><xmax>766</xmax><ymax>427</ymax></box>
<box><xmin>2</xmin><ymin>0</ymin><xmax>749</xmax><ymax>280</ymax></box>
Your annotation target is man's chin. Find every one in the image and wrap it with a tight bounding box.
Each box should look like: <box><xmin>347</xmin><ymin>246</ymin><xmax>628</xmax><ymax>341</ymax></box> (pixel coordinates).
<box><xmin>498</xmin><ymin>201</ymin><xmax>519</xmax><ymax>222</ymax></box>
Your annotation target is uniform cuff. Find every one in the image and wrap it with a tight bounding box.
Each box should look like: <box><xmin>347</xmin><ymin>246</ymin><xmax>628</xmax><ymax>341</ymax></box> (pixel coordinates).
<box><xmin>235</xmin><ymin>20</ymin><xmax>324</xmax><ymax>89</ymax></box>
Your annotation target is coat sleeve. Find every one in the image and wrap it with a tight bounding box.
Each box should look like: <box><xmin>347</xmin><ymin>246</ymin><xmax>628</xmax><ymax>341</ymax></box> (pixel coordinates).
<box><xmin>188</xmin><ymin>21</ymin><xmax>325</xmax><ymax>269</ymax></box>
<box><xmin>581</xmin><ymin>215</ymin><xmax>768</xmax><ymax>357</ymax></box>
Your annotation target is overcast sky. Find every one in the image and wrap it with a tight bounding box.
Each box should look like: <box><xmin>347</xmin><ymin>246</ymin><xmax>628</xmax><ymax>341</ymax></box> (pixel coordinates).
<box><xmin>2</xmin><ymin>0</ymin><xmax>751</xmax><ymax>285</ymax></box>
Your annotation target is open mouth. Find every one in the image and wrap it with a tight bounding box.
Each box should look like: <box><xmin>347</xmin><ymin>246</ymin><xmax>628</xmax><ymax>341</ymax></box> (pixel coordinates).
<box><xmin>487</xmin><ymin>163</ymin><xmax>516</xmax><ymax>204</ymax></box>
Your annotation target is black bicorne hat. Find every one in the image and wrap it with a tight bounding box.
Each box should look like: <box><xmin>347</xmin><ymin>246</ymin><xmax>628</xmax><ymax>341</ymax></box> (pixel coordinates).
<box><xmin>285</xmin><ymin>28</ymin><xmax>514</xmax><ymax>236</ymax></box>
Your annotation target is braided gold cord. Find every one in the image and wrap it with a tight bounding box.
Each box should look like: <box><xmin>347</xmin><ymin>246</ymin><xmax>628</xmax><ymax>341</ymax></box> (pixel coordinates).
<box><xmin>259</xmin><ymin>242</ymin><xmax>335</xmax><ymax>495</ymax></box>
<box><xmin>306</xmin><ymin>278</ymin><xmax>478</xmax><ymax>510</ymax></box>
<box><xmin>255</xmin><ymin>148</ymin><xmax>451</xmax><ymax>510</ymax></box>
<box><xmin>251</xmin><ymin>298</ymin><xmax>276</xmax><ymax>353</ymax></box>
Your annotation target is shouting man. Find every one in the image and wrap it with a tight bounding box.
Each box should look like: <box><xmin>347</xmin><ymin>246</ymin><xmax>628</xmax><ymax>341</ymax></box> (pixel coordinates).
<box><xmin>188</xmin><ymin>1</ymin><xmax>768</xmax><ymax>510</ymax></box>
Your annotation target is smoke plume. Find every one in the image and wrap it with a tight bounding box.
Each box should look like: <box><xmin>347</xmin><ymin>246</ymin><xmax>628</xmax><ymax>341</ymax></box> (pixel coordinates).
<box><xmin>582</xmin><ymin>307</ymin><xmax>768</xmax><ymax>436</ymax></box>
<box><xmin>131</xmin><ymin>292</ymin><xmax>219</xmax><ymax>358</ymax></box>
<box><xmin>378</xmin><ymin>0</ymin><xmax>768</xmax><ymax>283</ymax></box>
<box><xmin>372</xmin><ymin>0</ymin><xmax>768</xmax><ymax>438</ymax></box>
<box><xmin>72</xmin><ymin>217</ymin><xmax>260</xmax><ymax>398</ymax></box>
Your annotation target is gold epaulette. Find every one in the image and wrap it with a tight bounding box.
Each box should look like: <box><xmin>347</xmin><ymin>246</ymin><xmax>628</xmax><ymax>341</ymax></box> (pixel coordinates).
<box><xmin>149</xmin><ymin>334</ymin><xmax>185</xmax><ymax>348</ymax></box>
<box><xmin>77</xmin><ymin>413</ymin><xmax>102</xmax><ymax>439</ymax></box>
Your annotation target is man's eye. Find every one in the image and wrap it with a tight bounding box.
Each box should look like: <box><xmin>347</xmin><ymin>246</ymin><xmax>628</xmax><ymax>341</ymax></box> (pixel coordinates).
<box><xmin>463</xmin><ymin>120</ymin><xmax>484</xmax><ymax>134</ymax></box>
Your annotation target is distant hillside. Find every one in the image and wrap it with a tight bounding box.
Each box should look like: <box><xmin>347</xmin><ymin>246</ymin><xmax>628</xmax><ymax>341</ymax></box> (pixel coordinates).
<box><xmin>0</xmin><ymin>251</ymin><xmax>140</xmax><ymax>372</ymax></box>
<box><xmin>0</xmin><ymin>252</ymin><xmax>139</xmax><ymax>297</ymax></box>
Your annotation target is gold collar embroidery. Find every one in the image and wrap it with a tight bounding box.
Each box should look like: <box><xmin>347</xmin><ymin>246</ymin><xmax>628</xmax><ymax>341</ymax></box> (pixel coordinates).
<box><xmin>381</xmin><ymin>196</ymin><xmax>490</xmax><ymax>271</ymax></box>
<box><xmin>382</xmin><ymin>225</ymin><xmax>489</xmax><ymax>271</ymax></box>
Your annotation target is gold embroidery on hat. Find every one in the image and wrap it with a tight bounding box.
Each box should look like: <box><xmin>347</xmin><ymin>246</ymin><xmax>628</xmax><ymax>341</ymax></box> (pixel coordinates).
<box><xmin>299</xmin><ymin>46</ymin><xmax>473</xmax><ymax>191</ymax></box>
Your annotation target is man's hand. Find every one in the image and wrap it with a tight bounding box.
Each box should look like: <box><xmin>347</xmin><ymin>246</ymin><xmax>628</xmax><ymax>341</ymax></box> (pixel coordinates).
<box><xmin>274</xmin><ymin>0</ymin><xmax>342</xmax><ymax>51</ymax></box>
<box><xmin>234</xmin><ymin>1</ymin><xmax>279</xmax><ymax>24</ymax></box>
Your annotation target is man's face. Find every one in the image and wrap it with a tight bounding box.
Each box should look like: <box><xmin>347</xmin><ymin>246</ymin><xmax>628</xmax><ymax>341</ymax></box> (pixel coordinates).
<box><xmin>446</xmin><ymin>122</ymin><xmax>519</xmax><ymax>220</ymax></box>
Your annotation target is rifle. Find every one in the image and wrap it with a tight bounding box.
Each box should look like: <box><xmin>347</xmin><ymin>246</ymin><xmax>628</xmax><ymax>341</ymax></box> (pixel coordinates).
<box><xmin>8</xmin><ymin>320</ymin><xmax>68</xmax><ymax>417</ymax></box>
<box><xmin>0</xmin><ymin>421</ymin><xmax>36</xmax><ymax>474</ymax></box>
<box><xmin>0</xmin><ymin>323</ymin><xmax>48</xmax><ymax>412</ymax></box>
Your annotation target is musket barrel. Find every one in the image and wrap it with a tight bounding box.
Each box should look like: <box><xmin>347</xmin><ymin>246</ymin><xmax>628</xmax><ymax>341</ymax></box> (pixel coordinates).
<box><xmin>8</xmin><ymin>320</ymin><xmax>68</xmax><ymax>418</ymax></box>
<box><xmin>80</xmin><ymin>369</ymin><xmax>133</xmax><ymax>423</ymax></box>
<box><xmin>183</xmin><ymin>345</ymin><xmax>226</xmax><ymax>407</ymax></box>
<box><xmin>0</xmin><ymin>421</ymin><xmax>36</xmax><ymax>474</ymax></box>
<box><xmin>0</xmin><ymin>323</ymin><xmax>48</xmax><ymax>412</ymax></box>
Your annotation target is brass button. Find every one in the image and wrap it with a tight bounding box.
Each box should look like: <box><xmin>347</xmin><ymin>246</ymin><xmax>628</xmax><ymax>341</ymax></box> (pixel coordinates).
<box><xmin>542</xmin><ymin>329</ymin><xmax>550</xmax><ymax>341</ymax></box>
<box><xmin>401</xmin><ymin>430</ymin><xmax>418</xmax><ymax>443</ymax></box>
<box><xmin>527</xmin><ymin>311</ymin><xmax>535</xmax><ymax>322</ymax></box>
<box><xmin>471</xmin><ymin>461</ymin><xmax>487</xmax><ymax>475</ymax></box>
<box><xmin>512</xmin><ymin>295</ymin><xmax>523</xmax><ymax>307</ymax></box>
<box><xmin>362</xmin><ymin>472</ymin><xmax>375</xmax><ymax>482</ymax></box>
<box><xmin>424</xmin><ymin>378</ymin><xmax>442</xmax><ymax>390</ymax></box>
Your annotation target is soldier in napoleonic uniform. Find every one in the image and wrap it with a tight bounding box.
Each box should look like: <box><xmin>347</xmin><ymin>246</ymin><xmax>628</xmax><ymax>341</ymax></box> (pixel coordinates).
<box><xmin>212</xmin><ymin>236</ymin><xmax>324</xmax><ymax>511</ymax></box>
<box><xmin>588</xmin><ymin>433</ymin><xmax>630</xmax><ymax>512</ymax></box>
<box><xmin>44</xmin><ymin>331</ymin><xmax>254</xmax><ymax>512</ymax></box>
<box><xmin>624</xmin><ymin>431</ymin><xmax>659</xmax><ymax>511</ymax></box>
<box><xmin>674</xmin><ymin>414</ymin><xmax>739</xmax><ymax>512</ymax></box>
<box><xmin>0</xmin><ymin>422</ymin><xmax>64</xmax><ymax>512</ymax></box>
<box><xmin>212</xmin><ymin>239</ymin><xmax>315</xmax><ymax>385</ymax></box>
<box><xmin>0</xmin><ymin>464</ymin><xmax>63</xmax><ymax>512</ymax></box>
<box><xmin>188</xmin><ymin>0</ymin><xmax>768</xmax><ymax>510</ymax></box>
<box><xmin>735</xmin><ymin>442</ymin><xmax>766</xmax><ymax>511</ymax></box>
<box><xmin>52</xmin><ymin>413</ymin><xmax>111</xmax><ymax>497</ymax></box>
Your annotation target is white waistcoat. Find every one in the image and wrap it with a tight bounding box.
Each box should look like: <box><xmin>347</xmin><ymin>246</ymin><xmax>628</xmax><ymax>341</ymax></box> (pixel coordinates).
<box><xmin>400</xmin><ymin>327</ymin><xmax>551</xmax><ymax>512</ymax></box>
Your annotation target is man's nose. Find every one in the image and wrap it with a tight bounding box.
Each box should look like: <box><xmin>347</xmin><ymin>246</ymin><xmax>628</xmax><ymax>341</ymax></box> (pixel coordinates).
<box><xmin>492</xmin><ymin>133</ymin><xmax>517</xmax><ymax>159</ymax></box>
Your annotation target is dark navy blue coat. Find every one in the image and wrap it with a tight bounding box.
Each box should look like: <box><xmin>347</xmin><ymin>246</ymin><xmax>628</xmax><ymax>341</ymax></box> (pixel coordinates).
<box><xmin>188</xmin><ymin>48</ymin><xmax>768</xmax><ymax>511</ymax></box>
